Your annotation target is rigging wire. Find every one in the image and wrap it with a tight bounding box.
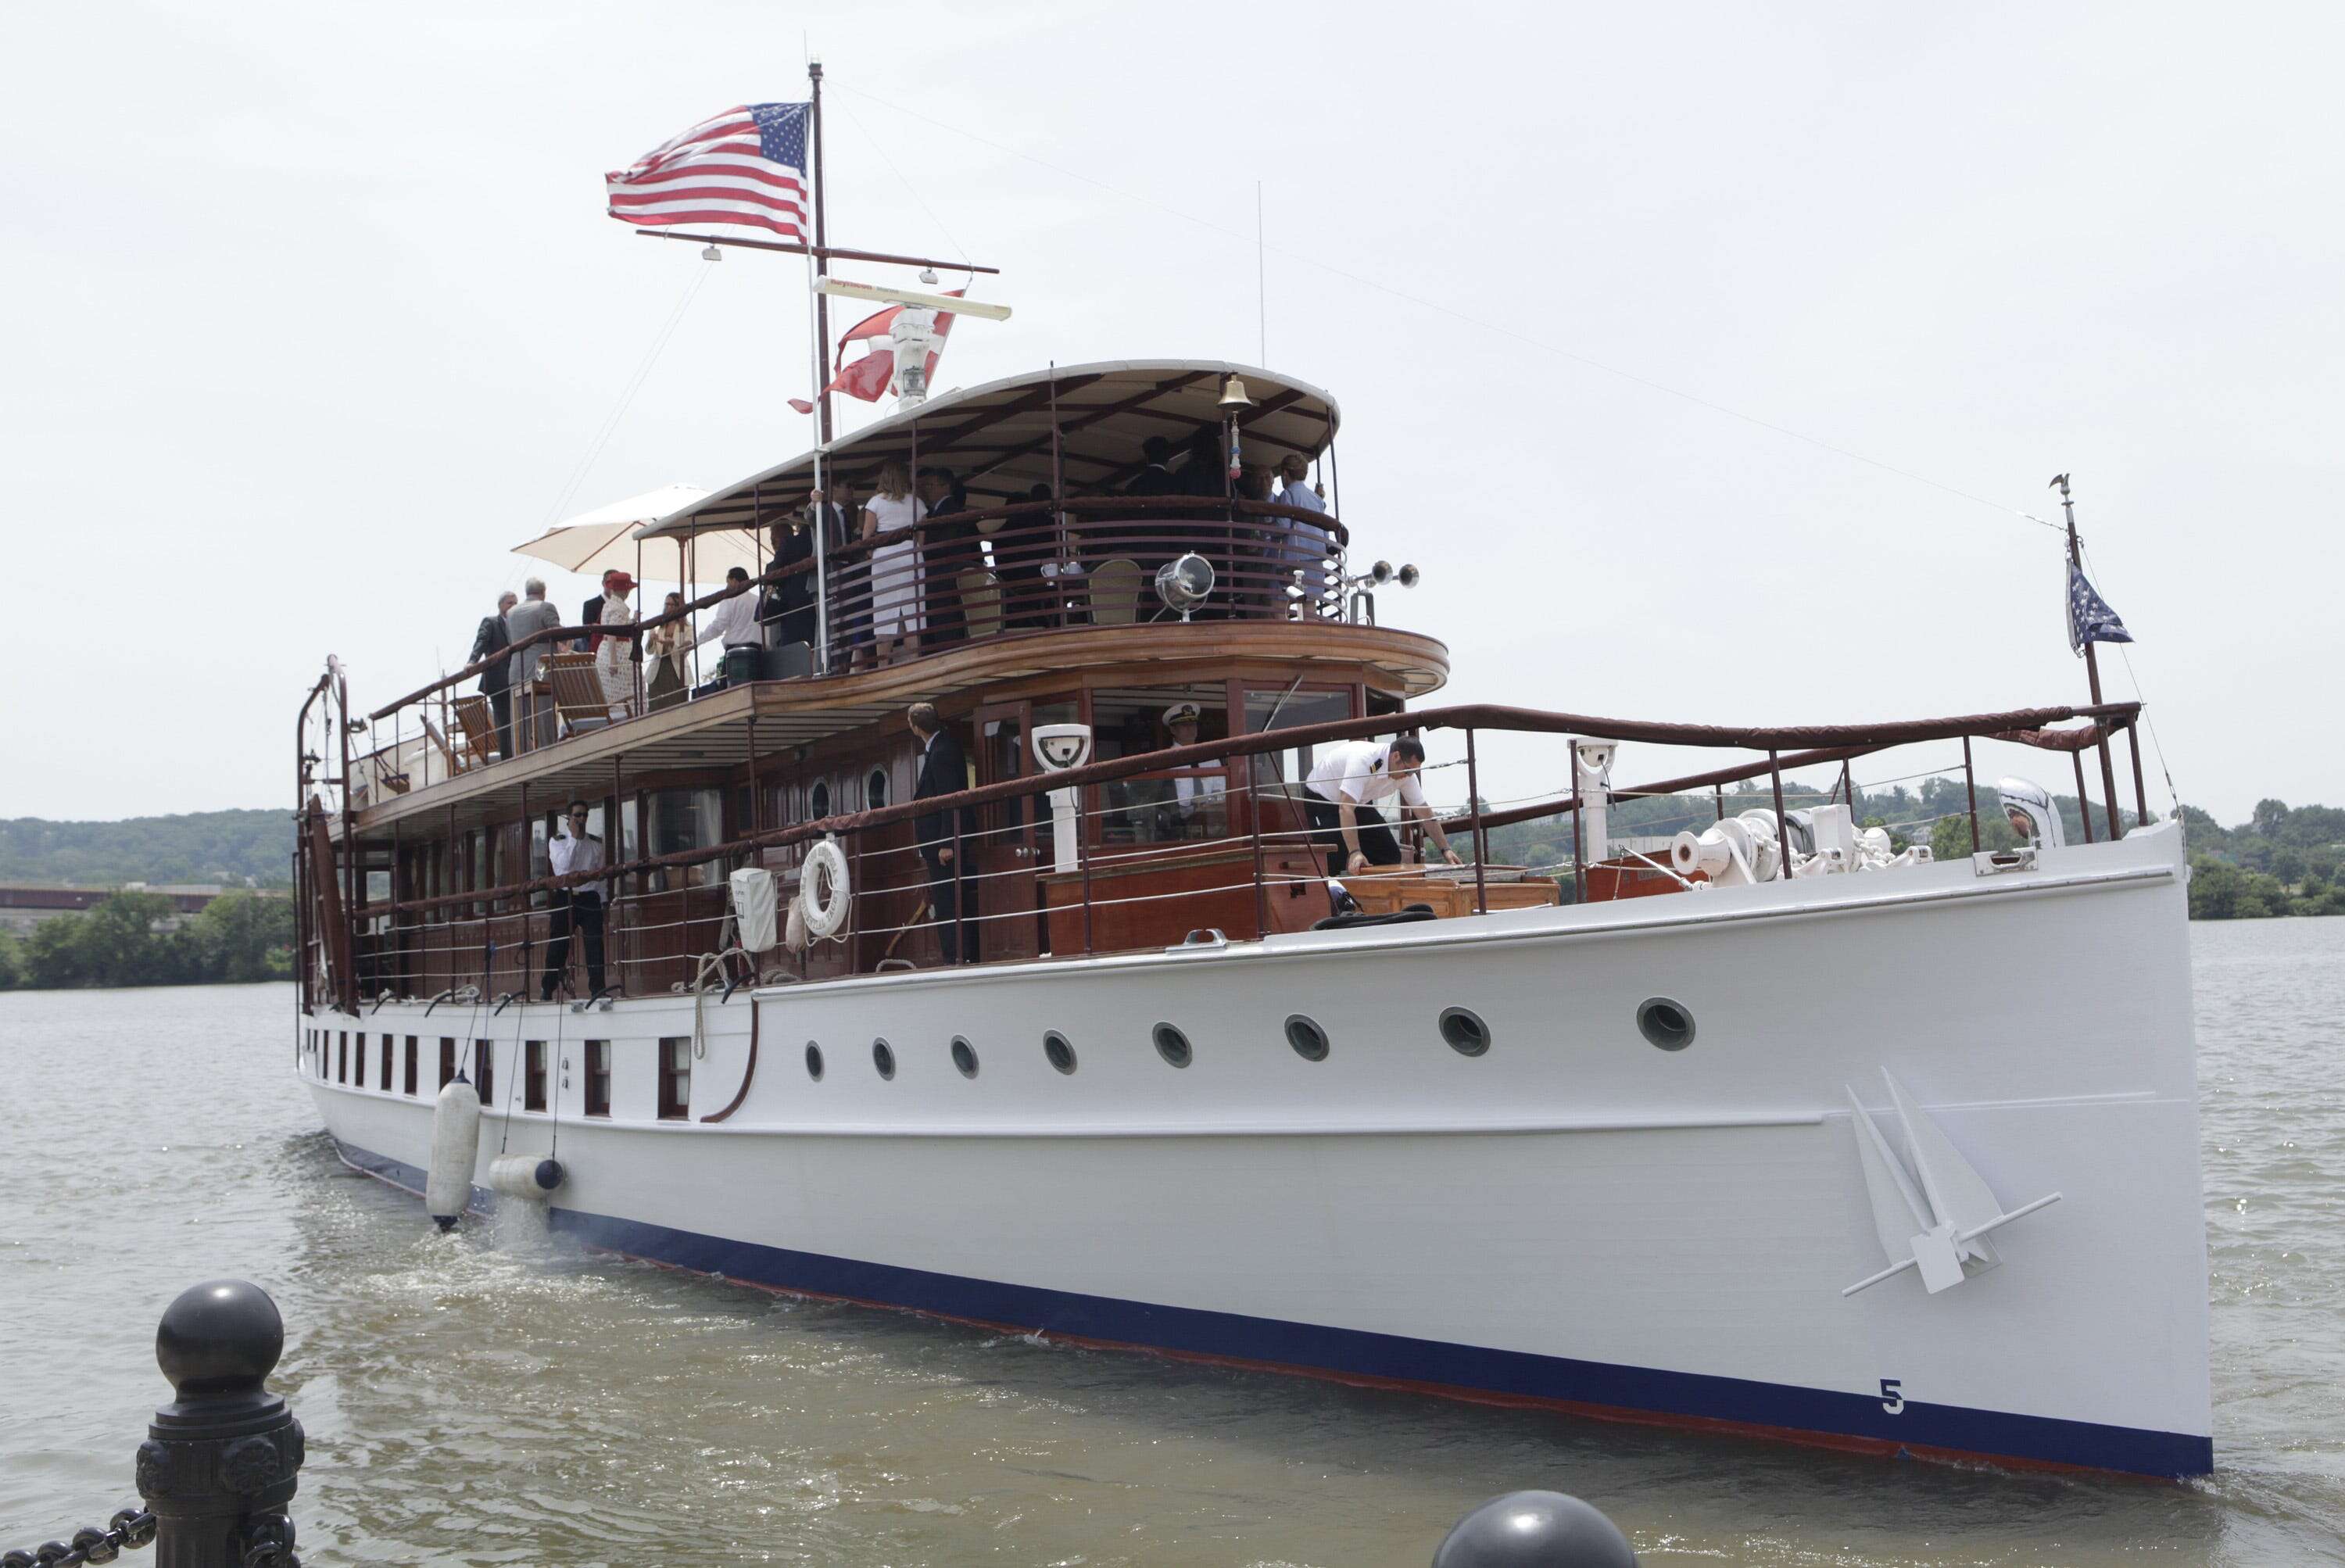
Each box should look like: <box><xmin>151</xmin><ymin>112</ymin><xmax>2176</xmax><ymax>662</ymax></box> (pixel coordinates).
<box><xmin>2081</xmin><ymin>541</ymin><xmax>2182</xmax><ymax>814</ymax></box>
<box><xmin>838</xmin><ymin>83</ymin><xmax>2068</xmax><ymax>537</ymax></box>
<box><xmin>836</xmin><ymin>99</ymin><xmax>972</xmax><ymax>274</ymax></box>
<box><xmin>538</xmin><ymin>253</ymin><xmax>720</xmax><ymax>532</ymax></box>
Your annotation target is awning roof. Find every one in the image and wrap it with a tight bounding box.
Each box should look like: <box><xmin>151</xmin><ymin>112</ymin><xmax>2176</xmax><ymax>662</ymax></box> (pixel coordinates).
<box><xmin>635</xmin><ymin>360</ymin><xmax>1339</xmax><ymax>542</ymax></box>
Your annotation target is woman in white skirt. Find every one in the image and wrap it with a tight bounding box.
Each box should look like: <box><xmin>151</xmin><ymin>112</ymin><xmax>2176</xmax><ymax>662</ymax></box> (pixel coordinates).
<box><xmin>861</xmin><ymin>461</ymin><xmax>923</xmax><ymax>668</ymax></box>
<box><xmin>594</xmin><ymin>571</ymin><xmax>638</xmax><ymax>718</ymax></box>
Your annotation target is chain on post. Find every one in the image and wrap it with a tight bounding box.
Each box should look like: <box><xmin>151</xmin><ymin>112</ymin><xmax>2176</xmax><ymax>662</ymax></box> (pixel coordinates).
<box><xmin>3</xmin><ymin>1508</ymin><xmax>159</xmax><ymax>1568</ymax></box>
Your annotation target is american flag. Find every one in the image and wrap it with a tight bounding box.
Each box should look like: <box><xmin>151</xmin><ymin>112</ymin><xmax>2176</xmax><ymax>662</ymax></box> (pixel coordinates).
<box><xmin>2066</xmin><ymin>560</ymin><xmax>2134</xmax><ymax>653</ymax></box>
<box><xmin>605</xmin><ymin>103</ymin><xmax>809</xmax><ymax>238</ymax></box>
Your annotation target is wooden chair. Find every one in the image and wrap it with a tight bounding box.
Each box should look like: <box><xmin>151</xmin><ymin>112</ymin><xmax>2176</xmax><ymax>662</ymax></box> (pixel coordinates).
<box><xmin>543</xmin><ymin>651</ymin><xmax>613</xmax><ymax>737</ymax></box>
<box><xmin>421</xmin><ymin>717</ymin><xmax>464</xmax><ymax>782</ymax></box>
<box><xmin>958</xmin><ymin>567</ymin><xmax>1003</xmax><ymax>640</ymax></box>
<box><xmin>451</xmin><ymin>693</ymin><xmax>501</xmax><ymax>767</ymax></box>
<box><xmin>1087</xmin><ymin>558</ymin><xmax>1144</xmax><ymax>625</ymax></box>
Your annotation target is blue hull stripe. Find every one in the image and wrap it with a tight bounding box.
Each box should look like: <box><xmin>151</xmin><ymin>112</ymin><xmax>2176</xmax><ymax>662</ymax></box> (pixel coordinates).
<box><xmin>334</xmin><ymin>1139</ymin><xmax>2211</xmax><ymax>1477</ymax></box>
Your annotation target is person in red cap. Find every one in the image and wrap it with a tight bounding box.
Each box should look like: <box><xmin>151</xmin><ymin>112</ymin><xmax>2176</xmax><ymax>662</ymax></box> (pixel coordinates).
<box><xmin>594</xmin><ymin>570</ymin><xmax>638</xmax><ymax>718</ymax></box>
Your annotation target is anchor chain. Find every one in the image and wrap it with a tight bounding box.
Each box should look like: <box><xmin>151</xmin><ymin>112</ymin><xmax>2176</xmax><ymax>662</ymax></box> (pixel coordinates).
<box><xmin>2</xmin><ymin>1508</ymin><xmax>157</xmax><ymax>1568</ymax></box>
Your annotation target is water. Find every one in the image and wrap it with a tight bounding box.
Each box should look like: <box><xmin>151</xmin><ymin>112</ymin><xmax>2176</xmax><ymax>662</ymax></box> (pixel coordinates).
<box><xmin>2</xmin><ymin>920</ymin><xmax>2340</xmax><ymax>1565</ymax></box>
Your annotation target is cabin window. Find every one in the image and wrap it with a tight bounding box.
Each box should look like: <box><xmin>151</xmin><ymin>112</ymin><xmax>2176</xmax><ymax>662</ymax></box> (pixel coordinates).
<box><xmin>804</xmin><ymin>1042</ymin><xmax>824</xmax><ymax>1080</ymax></box>
<box><xmin>524</xmin><ymin>1041</ymin><xmax>547</xmax><ymax>1111</ymax></box>
<box><xmin>657</xmin><ymin>1036</ymin><xmax>691</xmax><ymax>1120</ymax></box>
<box><xmin>1151</xmin><ymin>1022</ymin><xmax>1193</xmax><ymax>1069</ymax></box>
<box><xmin>865</xmin><ymin>767</ymin><xmax>889</xmax><ymax>811</ymax></box>
<box><xmin>647</xmin><ymin>789</ymin><xmax>725</xmax><ymax>890</ymax></box>
<box><xmin>439</xmin><ymin>1037</ymin><xmax>456</xmax><ymax>1090</ymax></box>
<box><xmin>808</xmin><ymin>779</ymin><xmax>831</xmax><ymax>822</ymax></box>
<box><xmin>337</xmin><ymin>1033</ymin><xmax>347</xmax><ymax>1083</ymax></box>
<box><xmin>528</xmin><ymin>815</ymin><xmax>553</xmax><ymax>908</ymax></box>
<box><xmin>1092</xmin><ymin>686</ymin><xmax>1233</xmax><ymax>846</ymax></box>
<box><xmin>403</xmin><ymin>1037</ymin><xmax>418</xmax><ymax>1095</ymax></box>
<box><xmin>474</xmin><ymin>1040</ymin><xmax>495</xmax><ymax>1106</ymax></box>
<box><xmin>585</xmin><ymin>1040</ymin><xmax>611</xmax><ymax>1116</ymax></box>
<box><xmin>1243</xmin><ymin>686</ymin><xmax>1356</xmax><ymax>793</ymax></box>
<box><xmin>872</xmin><ymin>1039</ymin><xmax>896</xmax><ymax>1080</ymax></box>
<box><xmin>951</xmin><ymin>1036</ymin><xmax>979</xmax><ymax>1078</ymax></box>
<box><xmin>380</xmin><ymin>1035</ymin><xmax>393</xmax><ymax>1090</ymax></box>
<box><xmin>1044</xmin><ymin>1030</ymin><xmax>1076</xmax><ymax>1075</ymax></box>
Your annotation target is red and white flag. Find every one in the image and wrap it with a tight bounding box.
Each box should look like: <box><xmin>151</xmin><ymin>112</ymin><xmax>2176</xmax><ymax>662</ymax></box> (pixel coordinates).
<box><xmin>789</xmin><ymin>292</ymin><xmax>963</xmax><ymax>413</ymax></box>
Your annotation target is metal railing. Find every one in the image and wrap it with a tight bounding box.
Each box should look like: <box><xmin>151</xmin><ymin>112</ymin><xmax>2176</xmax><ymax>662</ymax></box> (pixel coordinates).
<box><xmin>306</xmin><ymin>696</ymin><xmax>2153</xmax><ymax>1008</ymax></box>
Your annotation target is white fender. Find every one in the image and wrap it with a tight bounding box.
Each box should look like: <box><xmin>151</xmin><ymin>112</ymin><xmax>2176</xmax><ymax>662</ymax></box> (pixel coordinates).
<box><xmin>487</xmin><ymin>1153</ymin><xmax>565</xmax><ymax>1201</ymax></box>
<box><xmin>799</xmin><ymin>838</ymin><xmax>852</xmax><ymax>941</ymax></box>
<box><xmin>425</xmin><ymin>1072</ymin><xmax>482</xmax><ymax>1230</ymax></box>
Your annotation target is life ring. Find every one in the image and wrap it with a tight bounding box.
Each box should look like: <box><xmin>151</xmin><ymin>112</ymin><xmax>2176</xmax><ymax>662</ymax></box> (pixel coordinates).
<box><xmin>799</xmin><ymin>838</ymin><xmax>851</xmax><ymax>940</ymax></box>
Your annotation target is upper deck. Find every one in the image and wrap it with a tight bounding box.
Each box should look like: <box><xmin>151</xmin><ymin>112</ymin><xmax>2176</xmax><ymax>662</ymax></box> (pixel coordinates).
<box><xmin>328</xmin><ymin>360</ymin><xmax>1441</xmax><ymax>834</ymax></box>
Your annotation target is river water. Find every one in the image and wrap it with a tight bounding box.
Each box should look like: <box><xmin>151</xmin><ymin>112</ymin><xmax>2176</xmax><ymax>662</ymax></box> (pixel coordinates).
<box><xmin>2</xmin><ymin>919</ymin><xmax>2340</xmax><ymax>1565</ymax></box>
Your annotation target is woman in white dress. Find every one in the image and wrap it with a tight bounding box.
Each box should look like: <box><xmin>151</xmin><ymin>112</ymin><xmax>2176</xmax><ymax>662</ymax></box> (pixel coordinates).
<box><xmin>861</xmin><ymin>461</ymin><xmax>922</xmax><ymax>668</ymax></box>
<box><xmin>594</xmin><ymin>571</ymin><xmax>637</xmax><ymax>718</ymax></box>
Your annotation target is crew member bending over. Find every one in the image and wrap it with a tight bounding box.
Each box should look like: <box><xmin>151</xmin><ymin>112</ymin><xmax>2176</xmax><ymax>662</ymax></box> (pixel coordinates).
<box><xmin>1303</xmin><ymin>736</ymin><xmax>1463</xmax><ymax>875</ymax></box>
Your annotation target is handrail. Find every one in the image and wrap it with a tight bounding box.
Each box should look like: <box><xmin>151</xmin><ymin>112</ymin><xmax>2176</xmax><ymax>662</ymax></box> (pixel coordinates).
<box><xmin>367</xmin><ymin>696</ymin><xmax>2143</xmax><ymax>918</ymax></box>
<box><xmin>368</xmin><ymin>497</ymin><xmax>1344</xmax><ymax>721</ymax></box>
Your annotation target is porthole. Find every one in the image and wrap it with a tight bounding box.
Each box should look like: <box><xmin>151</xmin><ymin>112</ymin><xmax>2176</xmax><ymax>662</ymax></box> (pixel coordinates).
<box><xmin>809</xmin><ymin>779</ymin><xmax>831</xmax><ymax>820</ymax></box>
<box><xmin>1637</xmin><ymin>997</ymin><xmax>1695</xmax><ymax>1051</ymax></box>
<box><xmin>951</xmin><ymin>1036</ymin><xmax>979</xmax><ymax>1078</ymax></box>
<box><xmin>1284</xmin><ymin>1014</ymin><xmax>1330</xmax><ymax>1062</ymax></box>
<box><xmin>872</xmin><ymin>1038</ymin><xmax>897</xmax><ymax>1079</ymax></box>
<box><xmin>1152</xmin><ymin>1022</ymin><xmax>1193</xmax><ymax>1069</ymax></box>
<box><xmin>1438</xmin><ymin>1007</ymin><xmax>1490</xmax><ymax>1057</ymax></box>
<box><xmin>866</xmin><ymin>768</ymin><xmax>889</xmax><ymax>810</ymax></box>
<box><xmin>1044</xmin><ymin>1030</ymin><xmax>1077</xmax><ymax>1075</ymax></box>
<box><xmin>804</xmin><ymin>1042</ymin><xmax>824</xmax><ymax>1080</ymax></box>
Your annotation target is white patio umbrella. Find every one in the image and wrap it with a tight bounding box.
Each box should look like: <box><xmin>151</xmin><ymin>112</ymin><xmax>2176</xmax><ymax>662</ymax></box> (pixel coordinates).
<box><xmin>509</xmin><ymin>483</ymin><xmax>764</xmax><ymax>584</ymax></box>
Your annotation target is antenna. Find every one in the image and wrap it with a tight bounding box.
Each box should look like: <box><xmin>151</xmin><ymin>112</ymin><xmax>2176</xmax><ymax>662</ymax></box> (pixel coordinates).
<box><xmin>1256</xmin><ymin>179</ymin><xmax>1267</xmax><ymax>364</ymax></box>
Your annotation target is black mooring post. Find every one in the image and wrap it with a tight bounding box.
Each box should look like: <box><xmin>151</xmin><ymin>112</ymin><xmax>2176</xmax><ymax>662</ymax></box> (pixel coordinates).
<box><xmin>136</xmin><ymin>1280</ymin><xmax>305</xmax><ymax>1568</ymax></box>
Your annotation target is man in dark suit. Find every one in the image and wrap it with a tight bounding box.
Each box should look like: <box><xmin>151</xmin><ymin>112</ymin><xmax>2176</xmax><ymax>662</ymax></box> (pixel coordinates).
<box><xmin>908</xmin><ymin>702</ymin><xmax>978</xmax><ymax>965</ymax></box>
<box><xmin>762</xmin><ymin>485</ymin><xmax>850</xmax><ymax>652</ymax></box>
<box><xmin>578</xmin><ymin>569</ymin><xmax>617</xmax><ymax>652</ymax></box>
<box><xmin>916</xmin><ymin>466</ymin><xmax>980</xmax><ymax>648</ymax></box>
<box><xmin>468</xmin><ymin>591</ymin><xmax>516</xmax><ymax>757</ymax></box>
<box><xmin>1125</xmin><ymin>435</ymin><xmax>1179</xmax><ymax>496</ymax></box>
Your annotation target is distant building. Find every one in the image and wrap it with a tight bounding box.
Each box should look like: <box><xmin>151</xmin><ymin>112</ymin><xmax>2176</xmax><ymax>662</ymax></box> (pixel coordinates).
<box><xmin>0</xmin><ymin>883</ymin><xmax>285</xmax><ymax>936</ymax></box>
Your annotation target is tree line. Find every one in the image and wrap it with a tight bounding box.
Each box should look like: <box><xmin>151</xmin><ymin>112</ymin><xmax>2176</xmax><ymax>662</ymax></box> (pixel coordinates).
<box><xmin>0</xmin><ymin>892</ymin><xmax>295</xmax><ymax>990</ymax></box>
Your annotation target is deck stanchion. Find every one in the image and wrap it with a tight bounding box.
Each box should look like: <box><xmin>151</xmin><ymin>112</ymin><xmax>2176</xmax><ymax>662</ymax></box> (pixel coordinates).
<box><xmin>2071</xmin><ymin>749</ymin><xmax>2093</xmax><ymax>842</ymax></box>
<box><xmin>1714</xmin><ymin>784</ymin><xmax>1724</xmax><ymax>824</ymax></box>
<box><xmin>1076</xmin><ymin>787</ymin><xmax>1096</xmax><ymax>956</ymax></box>
<box><xmin>1465</xmin><ymin>727</ymin><xmax>1488</xmax><ymax>915</ymax></box>
<box><xmin>1964</xmin><ymin>736</ymin><xmax>1981</xmax><ymax>854</ymax></box>
<box><xmin>1246</xmin><ymin>764</ymin><xmax>1272</xmax><ymax>937</ymax></box>
<box><xmin>2126</xmin><ymin>720</ymin><xmax>2150</xmax><ymax>827</ymax></box>
<box><xmin>1570</xmin><ymin>757</ymin><xmax>1586</xmax><ymax>906</ymax></box>
<box><xmin>612</xmin><ymin>754</ymin><xmax>626</xmax><ymax>993</ymax></box>
<box><xmin>1768</xmin><ymin>750</ymin><xmax>1791</xmax><ymax>876</ymax></box>
<box><xmin>517</xmin><ymin>779</ymin><xmax>532</xmax><ymax>993</ymax></box>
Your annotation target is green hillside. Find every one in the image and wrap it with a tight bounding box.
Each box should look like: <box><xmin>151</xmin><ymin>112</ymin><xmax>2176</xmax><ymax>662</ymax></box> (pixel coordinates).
<box><xmin>0</xmin><ymin>809</ymin><xmax>292</xmax><ymax>887</ymax></box>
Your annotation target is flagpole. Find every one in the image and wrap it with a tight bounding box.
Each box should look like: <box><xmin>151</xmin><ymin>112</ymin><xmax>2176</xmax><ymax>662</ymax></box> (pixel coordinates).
<box><xmin>807</xmin><ymin>60</ymin><xmax>835</xmax><ymax>673</ymax></box>
<box><xmin>2055</xmin><ymin>473</ymin><xmax>2125</xmax><ymax>838</ymax></box>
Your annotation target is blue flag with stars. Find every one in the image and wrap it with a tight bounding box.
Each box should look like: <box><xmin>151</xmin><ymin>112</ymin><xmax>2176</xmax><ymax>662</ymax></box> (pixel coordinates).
<box><xmin>2066</xmin><ymin>560</ymin><xmax>2133</xmax><ymax>654</ymax></box>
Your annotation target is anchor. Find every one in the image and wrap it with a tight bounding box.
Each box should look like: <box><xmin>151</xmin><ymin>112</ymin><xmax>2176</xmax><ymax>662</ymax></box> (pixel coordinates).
<box><xmin>1842</xmin><ymin>1069</ymin><xmax>2062</xmax><ymax>1298</ymax></box>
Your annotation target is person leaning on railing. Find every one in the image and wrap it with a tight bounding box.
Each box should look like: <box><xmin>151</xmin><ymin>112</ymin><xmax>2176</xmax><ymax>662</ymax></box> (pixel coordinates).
<box><xmin>1303</xmin><ymin>735</ymin><xmax>1462</xmax><ymax>876</ymax></box>
<box><xmin>644</xmin><ymin>592</ymin><xmax>689</xmax><ymax>711</ymax></box>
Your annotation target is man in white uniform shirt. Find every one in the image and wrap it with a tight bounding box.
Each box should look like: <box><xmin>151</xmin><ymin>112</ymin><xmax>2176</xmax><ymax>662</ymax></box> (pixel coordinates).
<box><xmin>693</xmin><ymin>566</ymin><xmax>765</xmax><ymax>693</ymax></box>
<box><xmin>540</xmin><ymin>800</ymin><xmax>609</xmax><ymax>1000</ymax></box>
<box><xmin>1160</xmin><ymin>702</ymin><xmax>1226</xmax><ymax>835</ymax></box>
<box><xmin>1303</xmin><ymin>736</ymin><xmax>1463</xmax><ymax>875</ymax></box>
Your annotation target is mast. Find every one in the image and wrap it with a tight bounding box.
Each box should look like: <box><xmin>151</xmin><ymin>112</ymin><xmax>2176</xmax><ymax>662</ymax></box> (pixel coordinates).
<box><xmin>2054</xmin><ymin>474</ymin><xmax>2125</xmax><ymax>839</ymax></box>
<box><xmin>808</xmin><ymin>60</ymin><xmax>833</xmax><ymax>447</ymax></box>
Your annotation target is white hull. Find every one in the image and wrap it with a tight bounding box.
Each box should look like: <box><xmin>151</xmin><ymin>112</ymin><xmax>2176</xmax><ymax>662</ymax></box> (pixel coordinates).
<box><xmin>303</xmin><ymin>823</ymin><xmax>2210</xmax><ymax>1475</ymax></box>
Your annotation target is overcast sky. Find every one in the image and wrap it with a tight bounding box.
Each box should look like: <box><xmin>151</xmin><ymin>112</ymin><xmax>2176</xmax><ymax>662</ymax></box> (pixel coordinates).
<box><xmin>5</xmin><ymin>1</ymin><xmax>2336</xmax><ymax>827</ymax></box>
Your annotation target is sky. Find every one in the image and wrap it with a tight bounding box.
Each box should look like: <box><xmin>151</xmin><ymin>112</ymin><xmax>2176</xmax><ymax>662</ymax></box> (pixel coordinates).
<box><xmin>4</xmin><ymin>1</ymin><xmax>2338</xmax><ymax>827</ymax></box>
